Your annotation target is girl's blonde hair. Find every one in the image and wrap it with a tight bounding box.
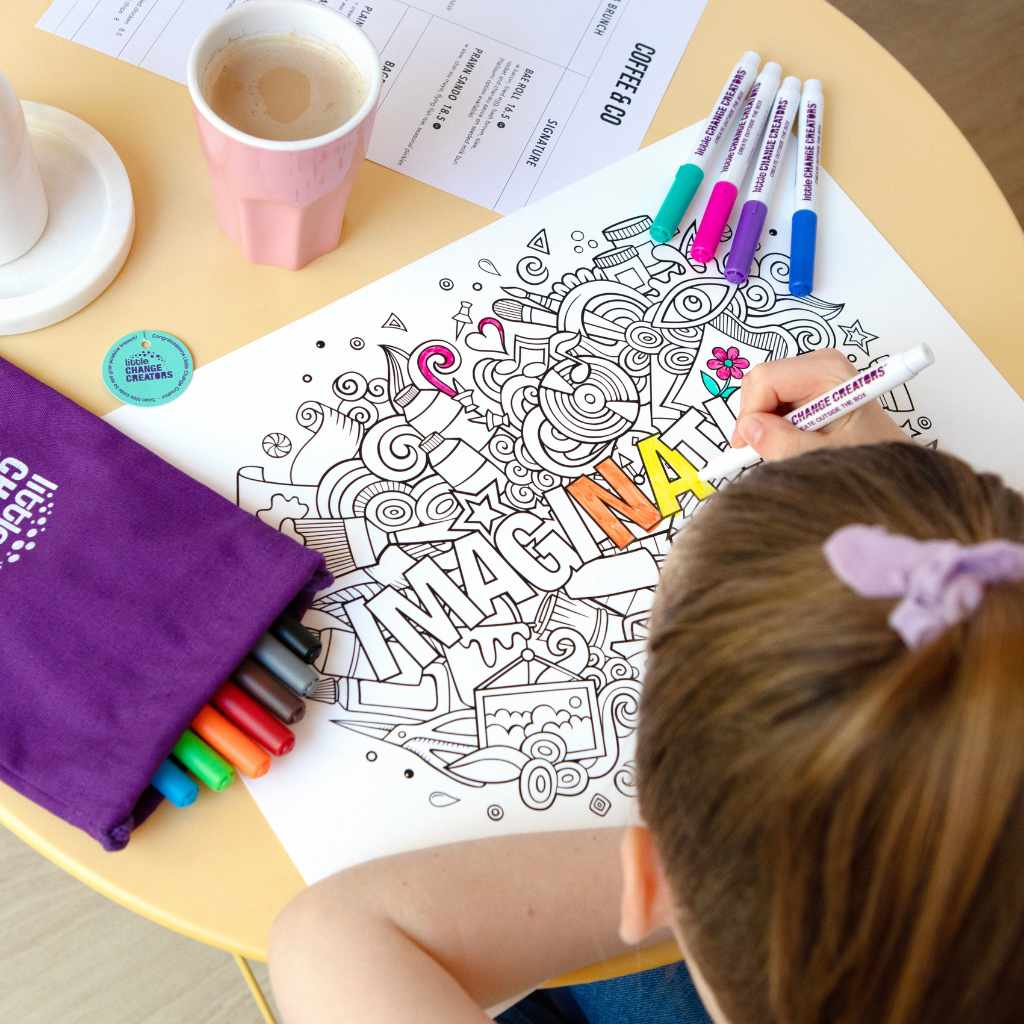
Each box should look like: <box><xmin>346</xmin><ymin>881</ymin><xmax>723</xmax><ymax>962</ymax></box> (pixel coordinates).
<box><xmin>638</xmin><ymin>443</ymin><xmax>1024</xmax><ymax>1024</ymax></box>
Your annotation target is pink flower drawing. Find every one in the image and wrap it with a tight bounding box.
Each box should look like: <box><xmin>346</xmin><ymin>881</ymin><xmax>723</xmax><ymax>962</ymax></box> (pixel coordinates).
<box><xmin>706</xmin><ymin>346</ymin><xmax>750</xmax><ymax>381</ymax></box>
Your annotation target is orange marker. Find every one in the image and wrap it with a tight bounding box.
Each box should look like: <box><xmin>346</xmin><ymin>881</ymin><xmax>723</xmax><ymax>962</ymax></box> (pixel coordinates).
<box><xmin>192</xmin><ymin>705</ymin><xmax>271</xmax><ymax>779</ymax></box>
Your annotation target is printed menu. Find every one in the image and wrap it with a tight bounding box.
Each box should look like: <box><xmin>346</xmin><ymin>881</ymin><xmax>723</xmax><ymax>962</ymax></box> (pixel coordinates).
<box><xmin>39</xmin><ymin>0</ymin><xmax>707</xmax><ymax>211</ymax></box>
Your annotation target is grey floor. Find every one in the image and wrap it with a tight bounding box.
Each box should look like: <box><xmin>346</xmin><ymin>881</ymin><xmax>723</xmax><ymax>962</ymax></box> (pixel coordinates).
<box><xmin>3</xmin><ymin>4</ymin><xmax>1022</xmax><ymax>1024</ymax></box>
<box><xmin>0</xmin><ymin>826</ymin><xmax>279</xmax><ymax>1023</ymax></box>
<box><xmin>831</xmin><ymin>0</ymin><xmax>1023</xmax><ymax>223</ymax></box>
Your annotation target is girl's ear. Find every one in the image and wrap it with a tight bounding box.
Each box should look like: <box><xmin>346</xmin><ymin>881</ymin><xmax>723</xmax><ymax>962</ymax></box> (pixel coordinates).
<box><xmin>619</xmin><ymin>825</ymin><xmax>676</xmax><ymax>943</ymax></box>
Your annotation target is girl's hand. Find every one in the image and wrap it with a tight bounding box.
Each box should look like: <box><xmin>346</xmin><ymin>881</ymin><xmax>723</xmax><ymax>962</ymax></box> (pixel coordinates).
<box><xmin>731</xmin><ymin>350</ymin><xmax>907</xmax><ymax>460</ymax></box>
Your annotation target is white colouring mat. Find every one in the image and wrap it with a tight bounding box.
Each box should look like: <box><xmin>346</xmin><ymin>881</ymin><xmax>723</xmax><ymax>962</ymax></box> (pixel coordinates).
<box><xmin>109</xmin><ymin>123</ymin><xmax>1024</xmax><ymax>883</ymax></box>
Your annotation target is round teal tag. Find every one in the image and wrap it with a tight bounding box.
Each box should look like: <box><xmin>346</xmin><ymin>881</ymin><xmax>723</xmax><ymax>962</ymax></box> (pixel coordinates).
<box><xmin>102</xmin><ymin>330</ymin><xmax>193</xmax><ymax>407</ymax></box>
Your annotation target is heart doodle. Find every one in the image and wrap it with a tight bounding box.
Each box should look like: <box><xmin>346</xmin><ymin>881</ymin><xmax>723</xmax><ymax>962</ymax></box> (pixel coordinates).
<box><xmin>417</xmin><ymin>344</ymin><xmax>458</xmax><ymax>396</ymax></box>
<box><xmin>464</xmin><ymin>317</ymin><xmax>507</xmax><ymax>355</ymax></box>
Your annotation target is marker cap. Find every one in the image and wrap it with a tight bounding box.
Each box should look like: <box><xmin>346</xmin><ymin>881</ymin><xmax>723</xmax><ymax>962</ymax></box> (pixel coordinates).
<box><xmin>903</xmin><ymin>342</ymin><xmax>935</xmax><ymax>374</ymax></box>
<box><xmin>691</xmin><ymin>181</ymin><xmax>738</xmax><ymax>263</ymax></box>
<box><xmin>150</xmin><ymin>758</ymin><xmax>199</xmax><ymax>808</ymax></box>
<box><xmin>192</xmin><ymin>705</ymin><xmax>272</xmax><ymax>779</ymax></box>
<box><xmin>171</xmin><ymin>729</ymin><xmax>235</xmax><ymax>792</ymax></box>
<box><xmin>803</xmin><ymin>79</ymin><xmax>824</xmax><ymax>101</ymax></box>
<box><xmin>699</xmin><ymin>445</ymin><xmax>761</xmax><ymax>482</ymax></box>
<box><xmin>213</xmin><ymin>682</ymin><xmax>296</xmax><ymax>757</ymax></box>
<box><xmin>233</xmin><ymin>657</ymin><xmax>307</xmax><ymax>724</ymax></box>
<box><xmin>789</xmin><ymin>209</ymin><xmax>817</xmax><ymax>295</ymax></box>
<box><xmin>250</xmin><ymin>631</ymin><xmax>320</xmax><ymax>696</ymax></box>
<box><xmin>724</xmin><ymin>200</ymin><xmax>767</xmax><ymax>284</ymax></box>
<box><xmin>272</xmin><ymin>614</ymin><xmax>322</xmax><ymax>665</ymax></box>
<box><xmin>651</xmin><ymin>164</ymin><xmax>705</xmax><ymax>243</ymax></box>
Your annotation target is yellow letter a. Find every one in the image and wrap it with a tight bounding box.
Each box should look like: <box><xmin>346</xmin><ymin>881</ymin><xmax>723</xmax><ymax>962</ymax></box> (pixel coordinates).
<box><xmin>637</xmin><ymin>434</ymin><xmax>715</xmax><ymax>517</ymax></box>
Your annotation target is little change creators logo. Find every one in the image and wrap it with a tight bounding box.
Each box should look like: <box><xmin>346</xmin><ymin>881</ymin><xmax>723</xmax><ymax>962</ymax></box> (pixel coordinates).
<box><xmin>101</xmin><ymin>330</ymin><xmax>194</xmax><ymax>408</ymax></box>
<box><xmin>0</xmin><ymin>455</ymin><xmax>58</xmax><ymax>572</ymax></box>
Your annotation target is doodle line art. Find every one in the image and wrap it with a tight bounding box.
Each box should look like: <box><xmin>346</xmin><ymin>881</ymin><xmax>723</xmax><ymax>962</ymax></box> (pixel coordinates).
<box><xmin>236</xmin><ymin>214</ymin><xmax>937</xmax><ymax>819</ymax></box>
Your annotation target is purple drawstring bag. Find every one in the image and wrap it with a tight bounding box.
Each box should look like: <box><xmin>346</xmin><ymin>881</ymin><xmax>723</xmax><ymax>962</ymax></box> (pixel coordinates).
<box><xmin>0</xmin><ymin>358</ymin><xmax>330</xmax><ymax>850</ymax></box>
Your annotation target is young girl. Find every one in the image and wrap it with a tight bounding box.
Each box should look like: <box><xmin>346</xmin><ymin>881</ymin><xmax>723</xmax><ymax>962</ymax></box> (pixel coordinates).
<box><xmin>268</xmin><ymin>351</ymin><xmax>1024</xmax><ymax>1023</ymax></box>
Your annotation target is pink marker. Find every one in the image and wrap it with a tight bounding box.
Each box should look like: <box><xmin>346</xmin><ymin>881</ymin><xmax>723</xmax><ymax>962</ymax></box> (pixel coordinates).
<box><xmin>691</xmin><ymin>62</ymin><xmax>782</xmax><ymax>263</ymax></box>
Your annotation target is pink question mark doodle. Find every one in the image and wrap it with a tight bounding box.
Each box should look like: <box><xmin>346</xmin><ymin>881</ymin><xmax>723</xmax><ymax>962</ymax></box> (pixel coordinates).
<box><xmin>417</xmin><ymin>343</ymin><xmax>458</xmax><ymax>396</ymax></box>
<box><xmin>476</xmin><ymin>317</ymin><xmax>506</xmax><ymax>352</ymax></box>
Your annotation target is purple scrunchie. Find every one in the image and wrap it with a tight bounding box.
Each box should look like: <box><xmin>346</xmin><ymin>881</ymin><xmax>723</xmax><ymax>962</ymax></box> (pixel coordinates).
<box><xmin>823</xmin><ymin>525</ymin><xmax>1024</xmax><ymax>647</ymax></box>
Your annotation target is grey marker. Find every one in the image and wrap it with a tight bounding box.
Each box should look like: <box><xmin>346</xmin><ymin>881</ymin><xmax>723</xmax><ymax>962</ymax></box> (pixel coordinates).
<box><xmin>251</xmin><ymin>632</ymin><xmax>319</xmax><ymax>697</ymax></box>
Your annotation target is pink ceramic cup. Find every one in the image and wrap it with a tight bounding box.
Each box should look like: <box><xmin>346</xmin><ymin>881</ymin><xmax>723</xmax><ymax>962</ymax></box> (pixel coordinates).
<box><xmin>187</xmin><ymin>1</ymin><xmax>380</xmax><ymax>270</ymax></box>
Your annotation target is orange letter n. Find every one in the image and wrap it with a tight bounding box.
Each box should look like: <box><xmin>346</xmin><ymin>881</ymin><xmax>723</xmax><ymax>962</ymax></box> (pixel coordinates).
<box><xmin>566</xmin><ymin>459</ymin><xmax>661</xmax><ymax>549</ymax></box>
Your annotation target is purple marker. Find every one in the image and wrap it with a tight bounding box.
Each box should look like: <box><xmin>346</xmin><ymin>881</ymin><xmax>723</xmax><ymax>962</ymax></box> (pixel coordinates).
<box><xmin>724</xmin><ymin>75</ymin><xmax>801</xmax><ymax>285</ymax></box>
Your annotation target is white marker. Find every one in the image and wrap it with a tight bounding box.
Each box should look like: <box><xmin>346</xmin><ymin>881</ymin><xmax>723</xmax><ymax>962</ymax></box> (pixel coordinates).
<box><xmin>790</xmin><ymin>80</ymin><xmax>824</xmax><ymax>296</ymax></box>
<box><xmin>650</xmin><ymin>50</ymin><xmax>762</xmax><ymax>244</ymax></box>
<box><xmin>690</xmin><ymin>62</ymin><xmax>782</xmax><ymax>263</ymax></box>
<box><xmin>700</xmin><ymin>344</ymin><xmax>936</xmax><ymax>481</ymax></box>
<box><xmin>723</xmin><ymin>75</ymin><xmax>802</xmax><ymax>285</ymax></box>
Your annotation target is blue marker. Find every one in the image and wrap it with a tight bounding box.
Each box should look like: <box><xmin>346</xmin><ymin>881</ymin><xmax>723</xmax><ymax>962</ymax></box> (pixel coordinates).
<box><xmin>790</xmin><ymin>80</ymin><xmax>823</xmax><ymax>296</ymax></box>
<box><xmin>650</xmin><ymin>51</ymin><xmax>761</xmax><ymax>244</ymax></box>
<box><xmin>151</xmin><ymin>758</ymin><xmax>199</xmax><ymax>808</ymax></box>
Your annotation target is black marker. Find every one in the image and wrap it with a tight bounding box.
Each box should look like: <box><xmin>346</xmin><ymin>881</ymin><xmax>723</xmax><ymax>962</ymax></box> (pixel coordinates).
<box><xmin>271</xmin><ymin>614</ymin><xmax>322</xmax><ymax>664</ymax></box>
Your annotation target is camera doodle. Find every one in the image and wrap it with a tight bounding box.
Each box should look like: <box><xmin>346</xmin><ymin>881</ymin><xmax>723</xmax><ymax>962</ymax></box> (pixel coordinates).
<box><xmin>236</xmin><ymin>214</ymin><xmax>936</xmax><ymax>818</ymax></box>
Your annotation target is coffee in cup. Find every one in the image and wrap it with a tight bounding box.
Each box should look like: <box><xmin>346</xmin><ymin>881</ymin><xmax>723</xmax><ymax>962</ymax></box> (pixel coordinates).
<box><xmin>204</xmin><ymin>33</ymin><xmax>368</xmax><ymax>142</ymax></box>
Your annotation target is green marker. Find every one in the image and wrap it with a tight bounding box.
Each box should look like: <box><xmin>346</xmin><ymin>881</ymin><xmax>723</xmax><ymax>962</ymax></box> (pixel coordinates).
<box><xmin>650</xmin><ymin>51</ymin><xmax>761</xmax><ymax>244</ymax></box>
<box><xmin>172</xmin><ymin>728</ymin><xmax>235</xmax><ymax>792</ymax></box>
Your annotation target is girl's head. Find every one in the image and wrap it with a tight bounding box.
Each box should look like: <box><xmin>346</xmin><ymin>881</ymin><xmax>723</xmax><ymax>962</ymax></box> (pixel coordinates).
<box><xmin>628</xmin><ymin>443</ymin><xmax>1024</xmax><ymax>1024</ymax></box>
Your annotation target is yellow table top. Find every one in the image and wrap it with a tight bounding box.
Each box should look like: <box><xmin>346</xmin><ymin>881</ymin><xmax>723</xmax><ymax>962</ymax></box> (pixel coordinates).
<box><xmin>2</xmin><ymin>0</ymin><xmax>1023</xmax><ymax>973</ymax></box>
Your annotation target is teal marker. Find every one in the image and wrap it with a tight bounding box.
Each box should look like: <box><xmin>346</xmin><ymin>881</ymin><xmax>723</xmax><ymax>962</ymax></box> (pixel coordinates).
<box><xmin>651</xmin><ymin>51</ymin><xmax>761</xmax><ymax>244</ymax></box>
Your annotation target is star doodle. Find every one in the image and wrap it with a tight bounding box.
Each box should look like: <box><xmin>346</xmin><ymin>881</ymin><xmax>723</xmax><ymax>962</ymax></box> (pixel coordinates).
<box><xmin>450</xmin><ymin>481</ymin><xmax>516</xmax><ymax>535</ymax></box>
<box><xmin>839</xmin><ymin>319</ymin><xmax>878</xmax><ymax>356</ymax></box>
<box><xmin>900</xmin><ymin>418</ymin><xmax>922</xmax><ymax>439</ymax></box>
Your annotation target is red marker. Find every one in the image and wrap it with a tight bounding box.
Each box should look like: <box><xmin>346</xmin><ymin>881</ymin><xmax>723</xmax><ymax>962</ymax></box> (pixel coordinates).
<box><xmin>212</xmin><ymin>682</ymin><xmax>295</xmax><ymax>756</ymax></box>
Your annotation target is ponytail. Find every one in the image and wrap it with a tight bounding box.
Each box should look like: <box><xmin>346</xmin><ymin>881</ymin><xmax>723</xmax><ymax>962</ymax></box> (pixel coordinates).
<box><xmin>638</xmin><ymin>444</ymin><xmax>1024</xmax><ymax>1023</ymax></box>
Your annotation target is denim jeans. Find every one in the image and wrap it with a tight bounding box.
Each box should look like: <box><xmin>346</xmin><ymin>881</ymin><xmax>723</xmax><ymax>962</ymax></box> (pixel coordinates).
<box><xmin>497</xmin><ymin>962</ymin><xmax>712</xmax><ymax>1024</ymax></box>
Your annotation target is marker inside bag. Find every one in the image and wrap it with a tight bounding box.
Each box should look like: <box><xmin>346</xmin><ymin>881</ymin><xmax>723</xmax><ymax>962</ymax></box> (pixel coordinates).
<box><xmin>171</xmin><ymin>728</ymin><xmax>235</xmax><ymax>792</ymax></box>
<box><xmin>650</xmin><ymin>51</ymin><xmax>761</xmax><ymax>244</ymax></box>
<box><xmin>192</xmin><ymin>704</ymin><xmax>271</xmax><ymax>779</ymax></box>
<box><xmin>790</xmin><ymin>80</ymin><xmax>824</xmax><ymax>296</ymax></box>
<box><xmin>251</xmin><ymin>632</ymin><xmax>319</xmax><ymax>696</ymax></box>
<box><xmin>700</xmin><ymin>344</ymin><xmax>936</xmax><ymax>481</ymax></box>
<box><xmin>213</xmin><ymin>682</ymin><xmax>296</xmax><ymax>757</ymax></box>
<box><xmin>233</xmin><ymin>657</ymin><xmax>306</xmax><ymax>725</ymax></box>
<box><xmin>150</xmin><ymin>758</ymin><xmax>198</xmax><ymax>808</ymax></box>
<box><xmin>724</xmin><ymin>76</ymin><xmax>801</xmax><ymax>285</ymax></box>
<box><xmin>691</xmin><ymin>62</ymin><xmax>782</xmax><ymax>263</ymax></box>
<box><xmin>271</xmin><ymin>614</ymin><xmax>322</xmax><ymax>664</ymax></box>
